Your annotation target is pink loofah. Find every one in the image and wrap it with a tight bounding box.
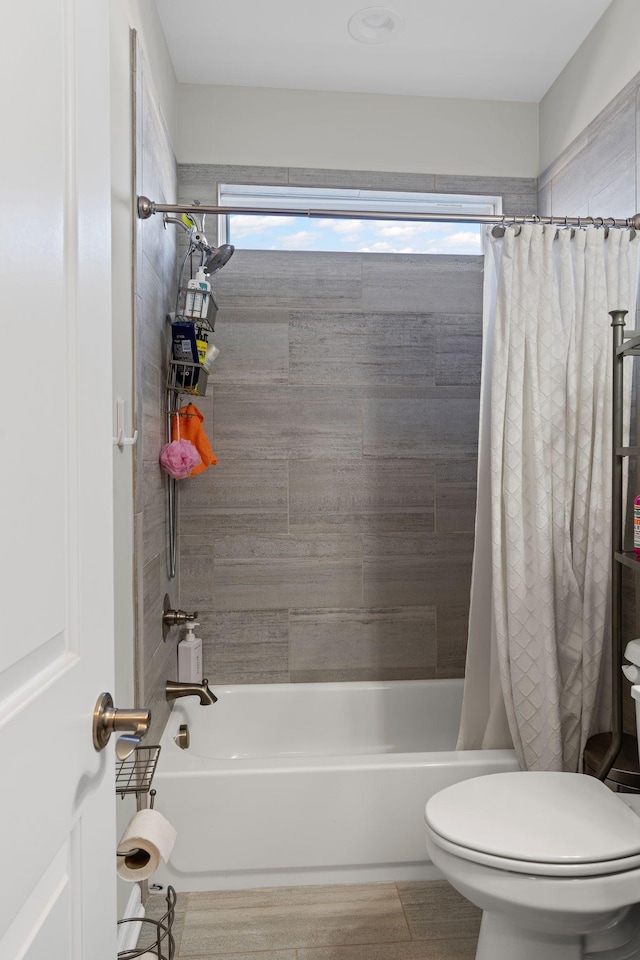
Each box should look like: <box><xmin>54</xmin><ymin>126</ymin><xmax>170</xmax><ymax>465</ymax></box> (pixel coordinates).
<box><xmin>160</xmin><ymin>438</ymin><xmax>202</xmax><ymax>479</ymax></box>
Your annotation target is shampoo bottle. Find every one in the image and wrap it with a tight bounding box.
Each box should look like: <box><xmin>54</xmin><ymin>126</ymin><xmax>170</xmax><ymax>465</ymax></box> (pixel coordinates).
<box><xmin>185</xmin><ymin>266</ymin><xmax>211</xmax><ymax>319</ymax></box>
<box><xmin>635</xmin><ymin>495</ymin><xmax>640</xmax><ymax>559</ymax></box>
<box><xmin>177</xmin><ymin>622</ymin><xmax>203</xmax><ymax>683</ymax></box>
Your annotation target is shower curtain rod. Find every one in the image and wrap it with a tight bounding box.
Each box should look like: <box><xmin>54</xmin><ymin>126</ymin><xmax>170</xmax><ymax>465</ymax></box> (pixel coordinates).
<box><xmin>137</xmin><ymin>196</ymin><xmax>640</xmax><ymax>230</ymax></box>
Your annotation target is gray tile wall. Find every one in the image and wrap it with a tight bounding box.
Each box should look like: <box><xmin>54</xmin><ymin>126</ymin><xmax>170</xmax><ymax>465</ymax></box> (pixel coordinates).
<box><xmin>134</xmin><ymin>49</ymin><xmax>179</xmax><ymax>742</ymax></box>
<box><xmin>539</xmin><ymin>71</ymin><xmax>640</xmax><ymax>736</ymax></box>
<box><xmin>176</xmin><ymin>164</ymin><xmax>537</xmax><ymax>685</ymax></box>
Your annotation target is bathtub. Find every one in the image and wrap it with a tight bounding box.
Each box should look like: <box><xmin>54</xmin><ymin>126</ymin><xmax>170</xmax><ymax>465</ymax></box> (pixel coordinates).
<box><xmin>152</xmin><ymin>679</ymin><xmax>518</xmax><ymax>891</ymax></box>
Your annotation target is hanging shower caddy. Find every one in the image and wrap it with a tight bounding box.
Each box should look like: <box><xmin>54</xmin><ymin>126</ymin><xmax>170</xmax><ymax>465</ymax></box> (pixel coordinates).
<box><xmin>167</xmin><ymin>284</ymin><xmax>218</xmax><ymax>400</ymax></box>
<box><xmin>165</xmin><ymin>297</ymin><xmax>217</xmax><ymax>579</ymax></box>
<box><xmin>161</xmin><ymin>203</ymin><xmax>233</xmax><ymax>579</ymax></box>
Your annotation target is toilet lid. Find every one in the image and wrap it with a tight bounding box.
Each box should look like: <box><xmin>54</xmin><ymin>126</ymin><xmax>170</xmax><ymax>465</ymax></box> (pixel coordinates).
<box><xmin>426</xmin><ymin>771</ymin><xmax>640</xmax><ymax>865</ymax></box>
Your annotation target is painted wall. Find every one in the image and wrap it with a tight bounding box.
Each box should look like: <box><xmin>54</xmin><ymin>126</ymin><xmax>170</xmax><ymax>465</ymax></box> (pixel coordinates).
<box><xmin>134</xmin><ymin>44</ymin><xmax>179</xmax><ymax>746</ymax></box>
<box><xmin>539</xmin><ymin>0</ymin><xmax>640</xmax><ymax>174</ymax></box>
<box><xmin>109</xmin><ymin>0</ymin><xmax>177</xmax><ymax>918</ymax></box>
<box><xmin>176</xmin><ymin>83</ymin><xmax>539</xmax><ymax>179</ymax></box>
<box><xmin>120</xmin><ymin>0</ymin><xmax>178</xmax><ymax>148</ymax></box>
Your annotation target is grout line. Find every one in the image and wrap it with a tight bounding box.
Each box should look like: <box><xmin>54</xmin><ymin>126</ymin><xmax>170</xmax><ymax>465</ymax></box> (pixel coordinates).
<box><xmin>432</xmin><ymin>471</ymin><xmax>437</xmax><ymax>535</ymax></box>
<box><xmin>174</xmin><ymin>882</ymin><xmax>473</xmax><ymax>957</ymax></box>
<box><xmin>394</xmin><ymin>881</ymin><xmax>414</xmax><ymax>941</ymax></box>
<box><xmin>287</xmin><ymin>605</ymin><xmax>292</xmax><ymax>683</ymax></box>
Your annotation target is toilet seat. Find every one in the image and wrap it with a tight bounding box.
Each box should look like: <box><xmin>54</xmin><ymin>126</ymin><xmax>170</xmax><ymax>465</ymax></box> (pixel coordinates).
<box><xmin>426</xmin><ymin>771</ymin><xmax>640</xmax><ymax>878</ymax></box>
<box><xmin>426</xmin><ymin>827</ymin><xmax>640</xmax><ymax>877</ymax></box>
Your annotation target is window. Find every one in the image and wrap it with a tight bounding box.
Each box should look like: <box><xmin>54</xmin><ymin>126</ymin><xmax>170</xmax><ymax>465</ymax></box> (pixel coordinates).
<box><xmin>218</xmin><ymin>184</ymin><xmax>501</xmax><ymax>255</ymax></box>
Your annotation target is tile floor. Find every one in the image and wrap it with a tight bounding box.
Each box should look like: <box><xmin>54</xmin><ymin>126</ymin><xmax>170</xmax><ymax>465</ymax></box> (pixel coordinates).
<box><xmin>145</xmin><ymin>880</ymin><xmax>481</xmax><ymax>960</ymax></box>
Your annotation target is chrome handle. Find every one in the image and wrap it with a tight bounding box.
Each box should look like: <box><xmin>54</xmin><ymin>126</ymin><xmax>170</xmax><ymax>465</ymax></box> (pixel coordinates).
<box><xmin>93</xmin><ymin>692</ymin><xmax>151</xmax><ymax>760</ymax></box>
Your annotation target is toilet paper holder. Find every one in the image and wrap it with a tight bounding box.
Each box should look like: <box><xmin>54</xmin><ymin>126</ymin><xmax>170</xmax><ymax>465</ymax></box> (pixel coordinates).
<box><xmin>115</xmin><ymin>744</ymin><xmax>162</xmax><ymax>859</ymax></box>
<box><xmin>116</xmin><ymin>790</ymin><xmax>157</xmax><ymax>858</ymax></box>
<box><xmin>118</xmin><ymin>883</ymin><xmax>176</xmax><ymax>960</ymax></box>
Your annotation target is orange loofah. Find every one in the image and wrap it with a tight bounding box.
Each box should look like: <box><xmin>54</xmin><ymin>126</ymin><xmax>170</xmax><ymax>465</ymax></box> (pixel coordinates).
<box><xmin>171</xmin><ymin>404</ymin><xmax>217</xmax><ymax>477</ymax></box>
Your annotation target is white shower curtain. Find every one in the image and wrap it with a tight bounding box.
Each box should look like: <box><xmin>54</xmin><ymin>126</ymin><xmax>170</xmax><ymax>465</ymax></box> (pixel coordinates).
<box><xmin>457</xmin><ymin>223</ymin><xmax>640</xmax><ymax>772</ymax></box>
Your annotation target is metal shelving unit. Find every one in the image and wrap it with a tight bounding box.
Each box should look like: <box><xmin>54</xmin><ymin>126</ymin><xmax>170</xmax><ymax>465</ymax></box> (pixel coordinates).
<box><xmin>589</xmin><ymin>311</ymin><xmax>640</xmax><ymax>784</ymax></box>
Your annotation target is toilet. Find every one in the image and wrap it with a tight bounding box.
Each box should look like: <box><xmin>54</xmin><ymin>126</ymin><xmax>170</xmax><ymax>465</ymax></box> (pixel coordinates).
<box><xmin>425</xmin><ymin>771</ymin><xmax>640</xmax><ymax>959</ymax></box>
<box><xmin>426</xmin><ymin>646</ymin><xmax>640</xmax><ymax>959</ymax></box>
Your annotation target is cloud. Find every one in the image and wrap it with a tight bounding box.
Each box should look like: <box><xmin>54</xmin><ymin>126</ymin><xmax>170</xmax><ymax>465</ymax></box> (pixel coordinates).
<box><xmin>280</xmin><ymin>230</ymin><xmax>319</xmax><ymax>249</ymax></box>
<box><xmin>332</xmin><ymin>219</ymin><xmax>367</xmax><ymax>234</ymax></box>
<box><xmin>439</xmin><ymin>230</ymin><xmax>480</xmax><ymax>248</ymax></box>
<box><xmin>424</xmin><ymin>230</ymin><xmax>481</xmax><ymax>254</ymax></box>
<box><xmin>377</xmin><ymin>224</ymin><xmax>426</xmax><ymax>239</ymax></box>
<box><xmin>357</xmin><ymin>241</ymin><xmax>395</xmax><ymax>253</ymax></box>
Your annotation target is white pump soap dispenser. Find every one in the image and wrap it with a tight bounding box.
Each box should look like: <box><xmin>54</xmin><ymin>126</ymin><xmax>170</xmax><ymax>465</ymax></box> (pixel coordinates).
<box><xmin>177</xmin><ymin>622</ymin><xmax>203</xmax><ymax>684</ymax></box>
<box><xmin>184</xmin><ymin>266</ymin><xmax>210</xmax><ymax>319</ymax></box>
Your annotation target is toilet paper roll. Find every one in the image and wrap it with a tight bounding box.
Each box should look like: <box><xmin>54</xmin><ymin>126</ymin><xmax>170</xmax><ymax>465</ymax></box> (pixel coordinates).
<box><xmin>117</xmin><ymin>809</ymin><xmax>177</xmax><ymax>882</ymax></box>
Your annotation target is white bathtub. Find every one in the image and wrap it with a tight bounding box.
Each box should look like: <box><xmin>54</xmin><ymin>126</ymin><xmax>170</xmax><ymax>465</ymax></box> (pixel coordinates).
<box><xmin>152</xmin><ymin>679</ymin><xmax>518</xmax><ymax>891</ymax></box>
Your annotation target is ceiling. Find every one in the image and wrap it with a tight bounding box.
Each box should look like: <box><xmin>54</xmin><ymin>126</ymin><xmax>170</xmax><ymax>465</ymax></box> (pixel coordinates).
<box><xmin>154</xmin><ymin>0</ymin><xmax>614</xmax><ymax>102</ymax></box>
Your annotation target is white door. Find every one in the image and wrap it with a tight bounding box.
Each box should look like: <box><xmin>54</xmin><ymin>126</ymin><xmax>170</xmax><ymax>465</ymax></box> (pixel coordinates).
<box><xmin>0</xmin><ymin>0</ymin><xmax>118</xmax><ymax>957</ymax></box>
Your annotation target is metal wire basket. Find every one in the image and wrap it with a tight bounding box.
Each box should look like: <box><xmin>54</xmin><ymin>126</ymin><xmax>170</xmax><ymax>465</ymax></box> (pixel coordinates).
<box><xmin>117</xmin><ymin>885</ymin><xmax>176</xmax><ymax>960</ymax></box>
<box><xmin>166</xmin><ymin>358</ymin><xmax>209</xmax><ymax>398</ymax></box>
<box><xmin>115</xmin><ymin>745</ymin><xmax>161</xmax><ymax>799</ymax></box>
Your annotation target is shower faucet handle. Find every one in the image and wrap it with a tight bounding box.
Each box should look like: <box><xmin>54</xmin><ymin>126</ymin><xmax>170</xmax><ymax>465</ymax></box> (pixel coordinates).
<box><xmin>162</xmin><ymin>594</ymin><xmax>198</xmax><ymax>639</ymax></box>
<box><xmin>162</xmin><ymin>596</ymin><xmax>198</xmax><ymax>639</ymax></box>
<box><xmin>163</xmin><ymin>608</ymin><xmax>198</xmax><ymax>627</ymax></box>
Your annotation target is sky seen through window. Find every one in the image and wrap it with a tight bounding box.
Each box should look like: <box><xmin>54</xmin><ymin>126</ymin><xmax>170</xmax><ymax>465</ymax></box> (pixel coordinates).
<box><xmin>227</xmin><ymin>214</ymin><xmax>483</xmax><ymax>255</ymax></box>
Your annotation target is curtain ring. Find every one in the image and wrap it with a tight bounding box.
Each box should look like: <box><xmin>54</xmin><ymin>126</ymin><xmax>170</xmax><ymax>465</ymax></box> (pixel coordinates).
<box><xmin>490</xmin><ymin>215</ymin><xmax>507</xmax><ymax>239</ymax></box>
<box><xmin>594</xmin><ymin>217</ymin><xmax>604</xmax><ymax>228</ymax></box>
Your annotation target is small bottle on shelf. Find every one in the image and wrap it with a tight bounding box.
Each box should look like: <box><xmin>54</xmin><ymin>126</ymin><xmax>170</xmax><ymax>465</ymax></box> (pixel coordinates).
<box><xmin>634</xmin><ymin>495</ymin><xmax>640</xmax><ymax>559</ymax></box>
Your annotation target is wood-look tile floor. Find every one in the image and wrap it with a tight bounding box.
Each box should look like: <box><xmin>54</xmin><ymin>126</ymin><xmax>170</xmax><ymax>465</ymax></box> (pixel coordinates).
<box><xmin>146</xmin><ymin>880</ymin><xmax>481</xmax><ymax>959</ymax></box>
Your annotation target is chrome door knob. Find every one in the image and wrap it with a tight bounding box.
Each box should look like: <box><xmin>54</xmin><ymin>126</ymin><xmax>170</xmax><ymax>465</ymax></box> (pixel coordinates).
<box><xmin>92</xmin><ymin>693</ymin><xmax>151</xmax><ymax>760</ymax></box>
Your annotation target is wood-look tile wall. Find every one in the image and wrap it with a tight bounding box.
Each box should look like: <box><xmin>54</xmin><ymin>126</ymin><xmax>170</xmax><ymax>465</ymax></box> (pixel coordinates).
<box><xmin>134</xmin><ymin>49</ymin><xmax>179</xmax><ymax>742</ymax></box>
<box><xmin>176</xmin><ymin>164</ymin><xmax>536</xmax><ymax>685</ymax></box>
<box><xmin>538</xmin><ymin>71</ymin><xmax>640</xmax><ymax>735</ymax></box>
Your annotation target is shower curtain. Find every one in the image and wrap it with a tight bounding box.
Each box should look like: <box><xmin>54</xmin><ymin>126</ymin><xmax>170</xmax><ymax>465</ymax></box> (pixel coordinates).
<box><xmin>457</xmin><ymin>223</ymin><xmax>640</xmax><ymax>772</ymax></box>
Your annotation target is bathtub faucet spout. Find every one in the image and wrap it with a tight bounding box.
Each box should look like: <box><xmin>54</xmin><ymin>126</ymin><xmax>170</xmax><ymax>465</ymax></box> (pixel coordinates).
<box><xmin>166</xmin><ymin>679</ymin><xmax>218</xmax><ymax>705</ymax></box>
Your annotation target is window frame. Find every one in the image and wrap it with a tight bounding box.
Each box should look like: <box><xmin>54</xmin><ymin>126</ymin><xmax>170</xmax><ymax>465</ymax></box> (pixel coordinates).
<box><xmin>217</xmin><ymin>183</ymin><xmax>502</xmax><ymax>255</ymax></box>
